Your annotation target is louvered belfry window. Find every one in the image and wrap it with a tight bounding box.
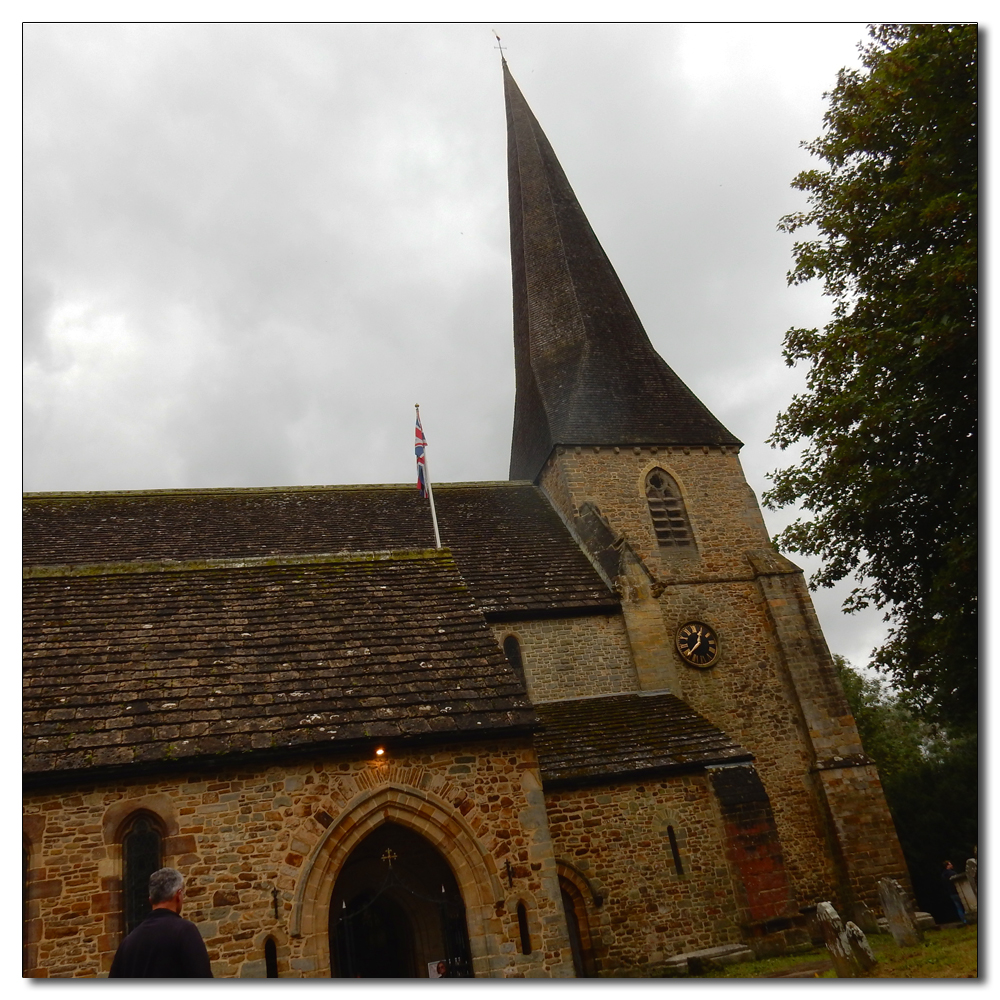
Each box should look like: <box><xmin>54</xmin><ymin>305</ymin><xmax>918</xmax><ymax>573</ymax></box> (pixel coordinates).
<box><xmin>122</xmin><ymin>815</ymin><xmax>163</xmax><ymax>934</ymax></box>
<box><xmin>645</xmin><ymin>469</ymin><xmax>692</xmax><ymax>547</ymax></box>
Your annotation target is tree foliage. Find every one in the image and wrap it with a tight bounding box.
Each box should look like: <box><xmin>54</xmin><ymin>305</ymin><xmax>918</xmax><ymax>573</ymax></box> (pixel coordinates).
<box><xmin>765</xmin><ymin>25</ymin><xmax>977</xmax><ymax>732</ymax></box>
<box><xmin>836</xmin><ymin>657</ymin><xmax>977</xmax><ymax>921</ymax></box>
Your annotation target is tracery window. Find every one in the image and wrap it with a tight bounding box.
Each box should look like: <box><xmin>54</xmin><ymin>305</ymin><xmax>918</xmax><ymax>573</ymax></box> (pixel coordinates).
<box><xmin>645</xmin><ymin>469</ymin><xmax>692</xmax><ymax>547</ymax></box>
<box><xmin>121</xmin><ymin>813</ymin><xmax>164</xmax><ymax>934</ymax></box>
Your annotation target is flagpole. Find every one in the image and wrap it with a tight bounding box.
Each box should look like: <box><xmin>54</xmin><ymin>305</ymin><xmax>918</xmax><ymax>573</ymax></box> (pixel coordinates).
<box><xmin>416</xmin><ymin>404</ymin><xmax>443</xmax><ymax>550</ymax></box>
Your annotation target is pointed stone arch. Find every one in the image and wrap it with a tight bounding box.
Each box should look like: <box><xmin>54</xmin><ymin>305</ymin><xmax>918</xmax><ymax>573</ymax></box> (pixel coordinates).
<box><xmin>643</xmin><ymin>466</ymin><xmax>694</xmax><ymax>548</ymax></box>
<box><xmin>290</xmin><ymin>782</ymin><xmax>506</xmax><ymax>977</ymax></box>
<box><xmin>556</xmin><ymin>860</ymin><xmax>602</xmax><ymax>977</ymax></box>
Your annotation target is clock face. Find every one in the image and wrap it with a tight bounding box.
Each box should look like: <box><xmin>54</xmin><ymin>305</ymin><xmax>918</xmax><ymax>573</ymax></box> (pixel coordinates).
<box><xmin>675</xmin><ymin>621</ymin><xmax>719</xmax><ymax>668</ymax></box>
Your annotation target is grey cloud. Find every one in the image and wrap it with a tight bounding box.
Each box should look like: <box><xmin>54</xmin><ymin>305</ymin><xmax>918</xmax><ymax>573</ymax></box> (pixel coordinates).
<box><xmin>23</xmin><ymin>22</ymin><xmax>886</xmax><ymax>666</ymax></box>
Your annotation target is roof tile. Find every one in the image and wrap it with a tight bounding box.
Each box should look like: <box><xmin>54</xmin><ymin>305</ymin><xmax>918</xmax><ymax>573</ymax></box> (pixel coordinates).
<box><xmin>534</xmin><ymin>693</ymin><xmax>751</xmax><ymax>787</ymax></box>
<box><xmin>24</xmin><ymin>550</ymin><xmax>535</xmax><ymax>781</ymax></box>
<box><xmin>23</xmin><ymin>483</ymin><xmax>616</xmax><ymax>618</ymax></box>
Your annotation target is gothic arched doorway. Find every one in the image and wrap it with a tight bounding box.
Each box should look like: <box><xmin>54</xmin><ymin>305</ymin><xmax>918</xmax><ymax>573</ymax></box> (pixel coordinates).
<box><xmin>560</xmin><ymin>876</ymin><xmax>597</xmax><ymax>977</ymax></box>
<box><xmin>329</xmin><ymin>822</ymin><xmax>473</xmax><ymax>978</ymax></box>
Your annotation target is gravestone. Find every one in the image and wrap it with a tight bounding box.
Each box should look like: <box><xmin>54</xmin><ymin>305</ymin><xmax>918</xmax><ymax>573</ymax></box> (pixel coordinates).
<box><xmin>845</xmin><ymin>921</ymin><xmax>878</xmax><ymax>972</ymax></box>
<box><xmin>662</xmin><ymin>943</ymin><xmax>754</xmax><ymax>975</ymax></box>
<box><xmin>849</xmin><ymin>901</ymin><xmax>879</xmax><ymax>935</ymax></box>
<box><xmin>816</xmin><ymin>902</ymin><xmax>866</xmax><ymax>978</ymax></box>
<box><xmin>877</xmin><ymin>878</ymin><xmax>923</xmax><ymax>947</ymax></box>
<box><xmin>966</xmin><ymin>857</ymin><xmax>977</xmax><ymax>897</ymax></box>
<box><xmin>953</xmin><ymin>873</ymin><xmax>977</xmax><ymax>923</ymax></box>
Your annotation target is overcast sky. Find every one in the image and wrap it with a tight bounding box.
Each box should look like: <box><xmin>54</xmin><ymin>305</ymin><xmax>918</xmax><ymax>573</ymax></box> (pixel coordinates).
<box><xmin>23</xmin><ymin>22</ymin><xmax>900</xmax><ymax>667</ymax></box>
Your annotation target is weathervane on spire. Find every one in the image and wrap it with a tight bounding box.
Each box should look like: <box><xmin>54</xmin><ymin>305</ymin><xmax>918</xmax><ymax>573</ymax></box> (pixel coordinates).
<box><xmin>492</xmin><ymin>29</ymin><xmax>506</xmax><ymax>60</ymax></box>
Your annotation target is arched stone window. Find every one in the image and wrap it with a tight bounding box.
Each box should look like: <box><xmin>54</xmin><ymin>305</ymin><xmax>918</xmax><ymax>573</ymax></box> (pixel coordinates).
<box><xmin>645</xmin><ymin>469</ymin><xmax>692</xmax><ymax>547</ymax></box>
<box><xmin>264</xmin><ymin>937</ymin><xmax>278</xmax><ymax>978</ymax></box>
<box><xmin>121</xmin><ymin>813</ymin><xmax>164</xmax><ymax>935</ymax></box>
<box><xmin>502</xmin><ymin>636</ymin><xmax>524</xmax><ymax>673</ymax></box>
<box><xmin>667</xmin><ymin>825</ymin><xmax>684</xmax><ymax>876</ymax></box>
<box><xmin>516</xmin><ymin>901</ymin><xmax>532</xmax><ymax>955</ymax></box>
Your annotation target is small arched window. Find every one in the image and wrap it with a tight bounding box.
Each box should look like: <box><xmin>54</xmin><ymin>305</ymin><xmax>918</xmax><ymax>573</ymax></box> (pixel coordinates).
<box><xmin>516</xmin><ymin>901</ymin><xmax>532</xmax><ymax>955</ymax></box>
<box><xmin>645</xmin><ymin>469</ymin><xmax>692</xmax><ymax>547</ymax></box>
<box><xmin>667</xmin><ymin>825</ymin><xmax>684</xmax><ymax>876</ymax></box>
<box><xmin>264</xmin><ymin>937</ymin><xmax>278</xmax><ymax>978</ymax></box>
<box><xmin>121</xmin><ymin>813</ymin><xmax>164</xmax><ymax>934</ymax></box>
<box><xmin>503</xmin><ymin>636</ymin><xmax>524</xmax><ymax>672</ymax></box>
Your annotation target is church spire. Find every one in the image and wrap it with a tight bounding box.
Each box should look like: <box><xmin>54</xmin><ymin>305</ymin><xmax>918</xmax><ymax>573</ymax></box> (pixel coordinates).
<box><xmin>503</xmin><ymin>61</ymin><xmax>741</xmax><ymax>482</ymax></box>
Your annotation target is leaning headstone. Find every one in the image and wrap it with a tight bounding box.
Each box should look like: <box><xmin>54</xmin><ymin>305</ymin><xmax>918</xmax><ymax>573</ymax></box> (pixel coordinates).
<box><xmin>966</xmin><ymin>857</ymin><xmax>978</xmax><ymax>898</ymax></box>
<box><xmin>816</xmin><ymin>901</ymin><xmax>865</xmax><ymax>978</ymax></box>
<box><xmin>849</xmin><ymin>901</ymin><xmax>879</xmax><ymax>935</ymax></box>
<box><xmin>953</xmin><ymin>873</ymin><xmax>978</xmax><ymax>923</ymax></box>
<box><xmin>844</xmin><ymin>921</ymin><xmax>878</xmax><ymax>972</ymax></box>
<box><xmin>877</xmin><ymin>878</ymin><xmax>923</xmax><ymax>947</ymax></box>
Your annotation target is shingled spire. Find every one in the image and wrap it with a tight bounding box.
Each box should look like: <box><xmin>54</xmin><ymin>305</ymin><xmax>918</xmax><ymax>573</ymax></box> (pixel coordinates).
<box><xmin>504</xmin><ymin>60</ymin><xmax>741</xmax><ymax>482</ymax></box>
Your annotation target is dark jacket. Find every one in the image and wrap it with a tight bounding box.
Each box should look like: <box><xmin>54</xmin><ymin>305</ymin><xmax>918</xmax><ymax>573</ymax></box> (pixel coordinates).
<box><xmin>109</xmin><ymin>908</ymin><xmax>213</xmax><ymax>978</ymax></box>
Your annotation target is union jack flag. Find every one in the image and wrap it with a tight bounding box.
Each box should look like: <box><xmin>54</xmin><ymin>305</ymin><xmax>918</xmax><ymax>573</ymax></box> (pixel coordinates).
<box><xmin>415</xmin><ymin>411</ymin><xmax>429</xmax><ymax>498</ymax></box>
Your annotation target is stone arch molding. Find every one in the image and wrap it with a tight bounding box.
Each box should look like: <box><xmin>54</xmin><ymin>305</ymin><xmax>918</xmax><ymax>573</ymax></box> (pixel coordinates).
<box><xmin>290</xmin><ymin>781</ymin><xmax>506</xmax><ymax>977</ymax></box>
<box><xmin>556</xmin><ymin>858</ymin><xmax>604</xmax><ymax>908</ymax></box>
<box><xmin>636</xmin><ymin>459</ymin><xmax>691</xmax><ymax>506</ymax></box>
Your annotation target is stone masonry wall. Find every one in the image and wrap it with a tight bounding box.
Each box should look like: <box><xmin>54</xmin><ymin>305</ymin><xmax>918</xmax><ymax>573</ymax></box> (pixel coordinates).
<box><xmin>656</xmin><ymin>576</ymin><xmax>841</xmax><ymax>907</ymax></box>
<box><xmin>489</xmin><ymin>615</ymin><xmax>638</xmax><ymax>703</ymax></box>
<box><xmin>539</xmin><ymin>444</ymin><xmax>772</xmax><ymax>585</ymax></box>
<box><xmin>22</xmin><ymin>739</ymin><xmax>574</xmax><ymax>979</ymax></box>
<box><xmin>817</xmin><ymin>763</ymin><xmax>912</xmax><ymax>911</ymax></box>
<box><xmin>543</xmin><ymin>772</ymin><xmax>742</xmax><ymax>976</ymax></box>
<box><xmin>538</xmin><ymin>444</ymin><xmax>908</xmax><ymax>914</ymax></box>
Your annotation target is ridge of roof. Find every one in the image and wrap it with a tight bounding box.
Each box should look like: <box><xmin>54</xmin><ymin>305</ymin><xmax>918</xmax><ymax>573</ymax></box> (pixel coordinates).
<box><xmin>23</xmin><ymin>481</ymin><xmax>618</xmax><ymax>616</ymax></box>
<box><xmin>24</xmin><ymin>548</ymin><xmax>453</xmax><ymax>578</ymax></box>
<box><xmin>23</xmin><ymin>481</ymin><xmax>537</xmax><ymax>502</ymax></box>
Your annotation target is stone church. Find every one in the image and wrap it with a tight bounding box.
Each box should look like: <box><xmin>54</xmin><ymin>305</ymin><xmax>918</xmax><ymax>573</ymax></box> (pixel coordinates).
<box><xmin>23</xmin><ymin>60</ymin><xmax>909</xmax><ymax>978</ymax></box>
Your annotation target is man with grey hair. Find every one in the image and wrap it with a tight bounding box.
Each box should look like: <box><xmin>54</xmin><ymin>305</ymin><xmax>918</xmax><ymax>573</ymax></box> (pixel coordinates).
<box><xmin>109</xmin><ymin>868</ymin><xmax>213</xmax><ymax>977</ymax></box>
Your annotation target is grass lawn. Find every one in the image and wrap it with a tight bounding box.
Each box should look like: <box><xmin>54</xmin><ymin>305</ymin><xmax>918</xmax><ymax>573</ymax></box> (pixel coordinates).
<box><xmin>702</xmin><ymin>923</ymin><xmax>977</xmax><ymax>978</ymax></box>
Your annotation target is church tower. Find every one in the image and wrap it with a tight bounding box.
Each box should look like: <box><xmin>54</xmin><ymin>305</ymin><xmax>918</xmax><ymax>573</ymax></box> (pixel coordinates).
<box><xmin>502</xmin><ymin>60</ymin><xmax>909</xmax><ymax>917</ymax></box>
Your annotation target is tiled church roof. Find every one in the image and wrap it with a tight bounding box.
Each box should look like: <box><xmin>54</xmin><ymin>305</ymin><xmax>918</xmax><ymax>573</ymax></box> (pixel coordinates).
<box><xmin>22</xmin><ymin>482</ymin><xmax>618</xmax><ymax>619</ymax></box>
<box><xmin>503</xmin><ymin>60</ymin><xmax>741</xmax><ymax>482</ymax></box>
<box><xmin>23</xmin><ymin>550</ymin><xmax>535</xmax><ymax>784</ymax></box>
<box><xmin>534</xmin><ymin>693</ymin><xmax>752</xmax><ymax>787</ymax></box>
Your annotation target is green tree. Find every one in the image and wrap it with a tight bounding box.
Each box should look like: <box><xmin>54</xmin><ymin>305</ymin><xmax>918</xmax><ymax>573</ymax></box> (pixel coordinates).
<box><xmin>834</xmin><ymin>654</ymin><xmax>931</xmax><ymax>782</ymax></box>
<box><xmin>766</xmin><ymin>25</ymin><xmax>977</xmax><ymax>732</ymax></box>
<box><xmin>836</xmin><ymin>656</ymin><xmax>978</xmax><ymax>920</ymax></box>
